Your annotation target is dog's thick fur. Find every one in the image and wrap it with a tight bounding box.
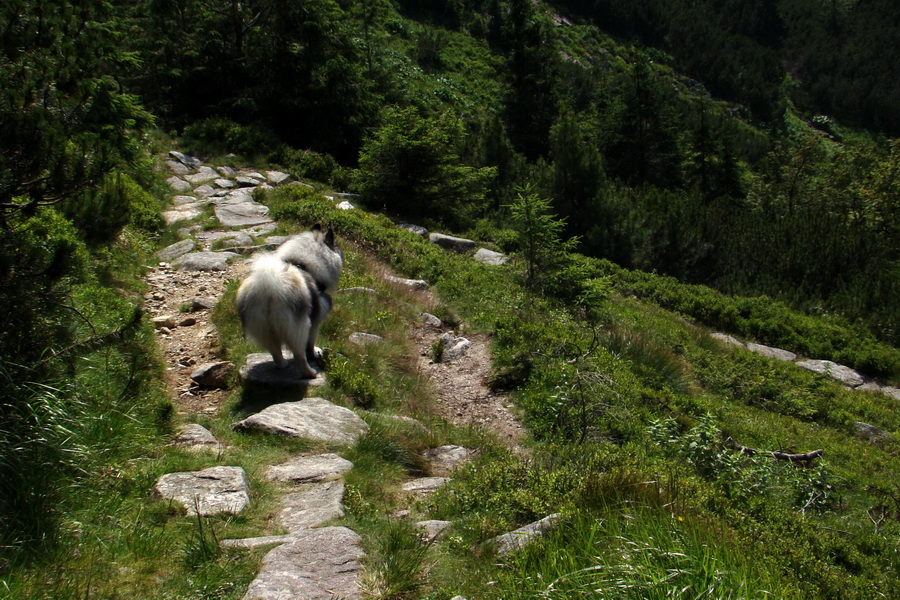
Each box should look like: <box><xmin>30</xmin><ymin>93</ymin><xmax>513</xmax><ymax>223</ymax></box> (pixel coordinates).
<box><xmin>236</xmin><ymin>224</ymin><xmax>343</xmax><ymax>378</ymax></box>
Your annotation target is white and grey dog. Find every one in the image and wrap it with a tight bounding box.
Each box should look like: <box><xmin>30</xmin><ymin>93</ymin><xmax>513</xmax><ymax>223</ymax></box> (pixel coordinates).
<box><xmin>236</xmin><ymin>224</ymin><xmax>343</xmax><ymax>378</ymax></box>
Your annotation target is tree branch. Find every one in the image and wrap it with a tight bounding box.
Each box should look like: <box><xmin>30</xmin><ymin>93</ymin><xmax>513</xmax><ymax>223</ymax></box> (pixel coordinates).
<box><xmin>725</xmin><ymin>437</ymin><xmax>824</xmax><ymax>464</ymax></box>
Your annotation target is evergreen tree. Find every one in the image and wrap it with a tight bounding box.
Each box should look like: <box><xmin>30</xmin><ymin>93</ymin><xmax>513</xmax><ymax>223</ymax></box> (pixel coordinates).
<box><xmin>1</xmin><ymin>0</ymin><xmax>153</xmax><ymax>223</ymax></box>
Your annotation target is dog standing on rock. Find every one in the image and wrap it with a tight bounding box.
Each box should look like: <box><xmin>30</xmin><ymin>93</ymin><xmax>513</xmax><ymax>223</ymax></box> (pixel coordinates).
<box><xmin>236</xmin><ymin>224</ymin><xmax>343</xmax><ymax>378</ymax></box>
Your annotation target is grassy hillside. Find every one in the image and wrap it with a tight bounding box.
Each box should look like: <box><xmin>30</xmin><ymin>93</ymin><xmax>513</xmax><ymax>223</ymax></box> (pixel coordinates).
<box><xmin>1</xmin><ymin>1</ymin><xmax>898</xmax><ymax>598</ymax></box>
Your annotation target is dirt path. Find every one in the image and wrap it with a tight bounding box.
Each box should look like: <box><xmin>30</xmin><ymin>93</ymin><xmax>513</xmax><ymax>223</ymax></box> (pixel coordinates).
<box><xmin>147</xmin><ymin>154</ymin><xmax>527</xmax><ymax>449</ymax></box>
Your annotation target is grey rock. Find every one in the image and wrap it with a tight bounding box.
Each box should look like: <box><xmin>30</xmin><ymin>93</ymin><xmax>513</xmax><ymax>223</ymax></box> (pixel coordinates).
<box><xmin>235</xmin><ymin>175</ymin><xmax>263</xmax><ymax>187</ymax></box>
<box><xmin>194</xmin><ymin>184</ymin><xmax>216</xmax><ymax>197</ymax></box>
<box><xmin>400</xmin><ymin>223</ymin><xmax>428</xmax><ymax>236</ymax></box>
<box><xmin>154</xmin><ymin>466</ymin><xmax>250</xmax><ymax>516</ymax></box>
<box><xmin>184</xmin><ymin>166</ymin><xmax>219</xmax><ymax>184</ymax></box>
<box><xmin>166</xmin><ymin>160</ymin><xmax>191</xmax><ymax>175</ymax></box>
<box><xmin>490</xmin><ymin>514</ymin><xmax>561</xmax><ymax>556</ymax></box>
<box><xmin>166</xmin><ymin>176</ymin><xmax>192</xmax><ymax>192</ymax></box>
<box><xmin>336</xmin><ymin>200</ymin><xmax>355</xmax><ymax>210</ymax></box>
<box><xmin>746</xmin><ymin>342</ymin><xmax>797</xmax><ymax>362</ymax></box>
<box><xmin>267</xmin><ymin>453</ymin><xmax>354</xmax><ymax>484</ymax></box>
<box><xmin>439</xmin><ymin>333</ymin><xmax>470</xmax><ymax>362</ymax></box>
<box><xmin>474</xmin><ymin>248</ymin><xmax>509</xmax><ymax>266</ymax></box>
<box><xmin>424</xmin><ymin>445</ymin><xmax>472</xmax><ymax>475</ymax></box>
<box><xmin>172</xmin><ymin>194</ymin><xmax>198</xmax><ymax>205</ymax></box>
<box><xmin>349</xmin><ymin>332</ymin><xmax>384</xmax><ymax>345</ymax></box>
<box><xmin>221</xmin><ymin>534</ymin><xmax>293</xmax><ymax>549</ymax></box>
<box><xmin>337</xmin><ymin>287</ymin><xmax>377</xmax><ymax>295</ymax></box>
<box><xmin>153</xmin><ymin>315</ymin><xmax>178</xmax><ymax>329</ymax></box>
<box><xmin>214</xmin><ymin>178</ymin><xmax>235</xmax><ymax>189</ymax></box>
<box><xmin>172</xmin><ymin>424</ymin><xmax>221</xmax><ymax>450</ymax></box>
<box><xmin>174</xmin><ymin>251</ymin><xmax>240</xmax><ymax>271</ymax></box>
<box><xmin>241</xmin><ymin>222</ymin><xmax>278</xmax><ymax>237</ymax></box>
<box><xmin>429</xmin><ymin>232</ymin><xmax>476</xmax><ymax>253</ymax></box>
<box><xmin>711</xmin><ymin>332</ymin><xmax>745</xmax><ymax>348</ymax></box>
<box><xmin>169</xmin><ymin>151</ymin><xmax>201</xmax><ymax>168</ymax></box>
<box><xmin>233</xmin><ymin>398</ymin><xmax>369</xmax><ymax>446</ymax></box>
<box><xmin>215</xmin><ymin>200</ymin><xmax>272</xmax><ymax>227</ymax></box>
<box><xmin>155</xmin><ymin>239</ymin><xmax>195</xmax><ymax>262</ymax></box>
<box><xmin>265</xmin><ymin>170</ymin><xmax>291</xmax><ymax>185</ymax></box>
<box><xmin>241</xmin><ymin>527</ymin><xmax>364</xmax><ymax>600</ymax></box>
<box><xmin>402</xmin><ymin>477</ymin><xmax>449</xmax><ymax>496</ymax></box>
<box><xmin>190</xmin><ymin>361</ymin><xmax>234</xmax><ymax>389</ymax></box>
<box><xmin>179</xmin><ymin>316</ymin><xmax>196</xmax><ymax>327</ymax></box>
<box><xmin>239</xmin><ymin>352</ymin><xmax>329</xmax><ymax>387</ymax></box>
<box><xmin>195</xmin><ymin>230</ymin><xmax>254</xmax><ymax>249</ymax></box>
<box><xmin>416</xmin><ymin>520</ymin><xmax>451</xmax><ymax>542</ymax></box>
<box><xmin>855</xmin><ymin>422</ymin><xmax>891</xmax><ymax>442</ymax></box>
<box><xmin>162</xmin><ymin>206</ymin><xmax>204</xmax><ymax>225</ymax></box>
<box><xmin>280</xmin><ymin>480</ymin><xmax>345</xmax><ymax>532</ymax></box>
<box><xmin>796</xmin><ymin>359</ymin><xmax>865</xmax><ymax>388</ymax></box>
<box><xmin>217</xmin><ymin>165</ymin><xmax>236</xmax><ymax>177</ymax></box>
<box><xmin>385</xmin><ymin>275</ymin><xmax>428</xmax><ymax>290</ymax></box>
<box><xmin>190</xmin><ymin>297</ymin><xmax>216</xmax><ymax>312</ymax></box>
<box><xmin>881</xmin><ymin>386</ymin><xmax>900</xmax><ymax>400</ymax></box>
<box><xmin>336</xmin><ymin>192</ymin><xmax>359</xmax><ymax>200</ymax></box>
<box><xmin>421</xmin><ymin>312</ymin><xmax>443</xmax><ymax>328</ymax></box>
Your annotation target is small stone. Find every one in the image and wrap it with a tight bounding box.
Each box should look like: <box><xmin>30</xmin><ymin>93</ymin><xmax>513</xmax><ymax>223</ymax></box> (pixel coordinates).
<box><xmin>336</xmin><ymin>200</ymin><xmax>355</xmax><ymax>210</ymax></box>
<box><xmin>266</xmin><ymin>170</ymin><xmax>291</xmax><ymax>185</ymax></box>
<box><xmin>166</xmin><ymin>176</ymin><xmax>192</xmax><ymax>192</ymax></box>
<box><xmin>420</xmin><ymin>312</ymin><xmax>442</xmax><ymax>328</ymax></box>
<box><xmin>179</xmin><ymin>316</ymin><xmax>197</xmax><ymax>327</ymax></box>
<box><xmin>474</xmin><ymin>248</ymin><xmax>509</xmax><ymax>266</ymax></box>
<box><xmin>173</xmin><ymin>424</ymin><xmax>221</xmax><ymax>450</ymax></box>
<box><xmin>855</xmin><ymin>422</ymin><xmax>891</xmax><ymax>442</ymax></box>
<box><xmin>416</xmin><ymin>520</ymin><xmax>451</xmax><ymax>542</ymax></box>
<box><xmin>402</xmin><ymin>477</ymin><xmax>449</xmax><ymax>496</ymax></box>
<box><xmin>190</xmin><ymin>297</ymin><xmax>216</xmax><ymax>311</ymax></box>
<box><xmin>168</xmin><ymin>151</ymin><xmax>201</xmax><ymax>168</ymax></box>
<box><xmin>156</xmin><ymin>239</ymin><xmax>196</xmax><ymax>262</ymax></box>
<box><xmin>439</xmin><ymin>333</ymin><xmax>470</xmax><ymax>362</ymax></box>
<box><xmin>235</xmin><ymin>175</ymin><xmax>262</xmax><ymax>187</ymax></box>
<box><xmin>385</xmin><ymin>275</ymin><xmax>428</xmax><ymax>290</ymax></box>
<box><xmin>400</xmin><ymin>223</ymin><xmax>428</xmax><ymax>236</ymax></box>
<box><xmin>424</xmin><ymin>445</ymin><xmax>472</xmax><ymax>475</ymax></box>
<box><xmin>153</xmin><ymin>315</ymin><xmax>178</xmax><ymax>329</ymax></box>
<box><xmin>190</xmin><ymin>361</ymin><xmax>234</xmax><ymax>388</ymax></box>
<box><xmin>489</xmin><ymin>514</ymin><xmax>561</xmax><ymax>556</ymax></box>
<box><xmin>194</xmin><ymin>184</ymin><xmax>216</xmax><ymax>197</ymax></box>
<box><xmin>349</xmin><ymin>332</ymin><xmax>384</xmax><ymax>345</ymax></box>
<box><xmin>217</xmin><ymin>165</ymin><xmax>236</xmax><ymax>177</ymax></box>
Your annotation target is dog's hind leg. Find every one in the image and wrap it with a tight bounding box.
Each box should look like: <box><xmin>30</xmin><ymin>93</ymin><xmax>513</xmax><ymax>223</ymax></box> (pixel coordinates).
<box><xmin>285</xmin><ymin>317</ymin><xmax>317</xmax><ymax>379</ymax></box>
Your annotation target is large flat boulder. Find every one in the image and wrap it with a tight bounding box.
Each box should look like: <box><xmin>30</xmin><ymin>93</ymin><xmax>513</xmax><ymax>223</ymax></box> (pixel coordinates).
<box><xmin>242</xmin><ymin>527</ymin><xmax>364</xmax><ymax>600</ymax></box>
<box><xmin>745</xmin><ymin>342</ymin><xmax>796</xmax><ymax>362</ymax></box>
<box><xmin>239</xmin><ymin>352</ymin><xmax>328</xmax><ymax>387</ymax></box>
<box><xmin>280</xmin><ymin>480</ymin><xmax>345</xmax><ymax>532</ymax></box>
<box><xmin>154</xmin><ymin>466</ymin><xmax>250</xmax><ymax>516</ymax></box>
<box><xmin>233</xmin><ymin>398</ymin><xmax>369</xmax><ymax>445</ymax></box>
<box><xmin>215</xmin><ymin>201</ymin><xmax>273</xmax><ymax>227</ymax></box>
<box><xmin>267</xmin><ymin>453</ymin><xmax>354</xmax><ymax>484</ymax></box>
<box><xmin>174</xmin><ymin>251</ymin><xmax>240</xmax><ymax>271</ymax></box>
<box><xmin>796</xmin><ymin>359</ymin><xmax>865</xmax><ymax>387</ymax></box>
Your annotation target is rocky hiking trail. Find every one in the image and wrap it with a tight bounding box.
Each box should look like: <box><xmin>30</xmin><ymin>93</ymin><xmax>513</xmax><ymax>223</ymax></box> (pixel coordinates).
<box><xmin>146</xmin><ymin>151</ymin><xmax>532</xmax><ymax>599</ymax></box>
<box><xmin>146</xmin><ymin>151</ymin><xmax>896</xmax><ymax>598</ymax></box>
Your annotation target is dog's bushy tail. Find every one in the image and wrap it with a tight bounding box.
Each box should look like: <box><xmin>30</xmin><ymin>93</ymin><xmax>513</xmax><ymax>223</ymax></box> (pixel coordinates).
<box><xmin>236</xmin><ymin>253</ymin><xmax>294</xmax><ymax>333</ymax></box>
